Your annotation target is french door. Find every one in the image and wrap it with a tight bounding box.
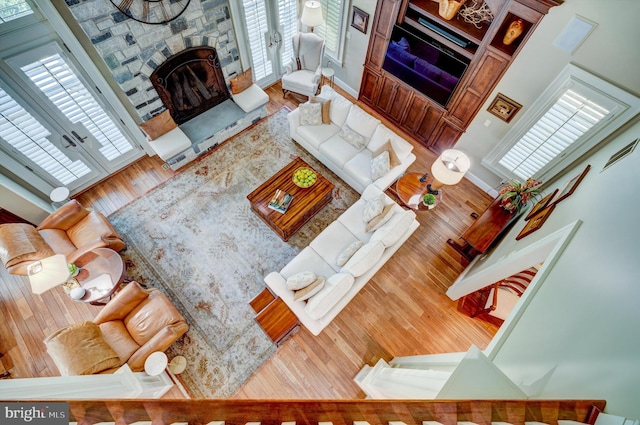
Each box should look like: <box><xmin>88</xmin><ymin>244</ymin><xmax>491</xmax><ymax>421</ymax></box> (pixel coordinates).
<box><xmin>0</xmin><ymin>41</ymin><xmax>141</xmax><ymax>193</ymax></box>
<box><xmin>239</xmin><ymin>0</ymin><xmax>298</xmax><ymax>87</ymax></box>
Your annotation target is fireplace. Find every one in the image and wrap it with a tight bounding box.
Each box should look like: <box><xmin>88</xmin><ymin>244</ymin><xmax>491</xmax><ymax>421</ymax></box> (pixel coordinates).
<box><xmin>150</xmin><ymin>47</ymin><xmax>230</xmax><ymax>125</ymax></box>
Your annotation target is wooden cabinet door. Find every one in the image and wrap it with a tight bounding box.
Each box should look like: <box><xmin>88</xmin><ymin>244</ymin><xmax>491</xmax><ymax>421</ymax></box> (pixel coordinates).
<box><xmin>402</xmin><ymin>95</ymin><xmax>443</xmax><ymax>143</ymax></box>
<box><xmin>428</xmin><ymin>118</ymin><xmax>464</xmax><ymax>152</ymax></box>
<box><xmin>366</xmin><ymin>0</ymin><xmax>403</xmax><ymax>69</ymax></box>
<box><xmin>378</xmin><ymin>77</ymin><xmax>411</xmax><ymax>123</ymax></box>
<box><xmin>359</xmin><ymin>68</ymin><xmax>381</xmax><ymax>106</ymax></box>
<box><xmin>448</xmin><ymin>50</ymin><xmax>509</xmax><ymax>127</ymax></box>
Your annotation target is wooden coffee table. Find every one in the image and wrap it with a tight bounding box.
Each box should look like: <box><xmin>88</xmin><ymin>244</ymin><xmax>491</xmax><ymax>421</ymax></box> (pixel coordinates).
<box><xmin>247</xmin><ymin>157</ymin><xmax>334</xmax><ymax>241</ymax></box>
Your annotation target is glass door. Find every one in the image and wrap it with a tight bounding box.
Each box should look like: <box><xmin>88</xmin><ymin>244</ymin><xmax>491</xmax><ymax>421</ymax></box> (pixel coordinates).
<box><xmin>240</xmin><ymin>0</ymin><xmax>298</xmax><ymax>86</ymax></box>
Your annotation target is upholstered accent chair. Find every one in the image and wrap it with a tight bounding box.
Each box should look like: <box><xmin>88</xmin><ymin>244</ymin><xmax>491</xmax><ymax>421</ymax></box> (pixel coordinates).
<box><xmin>0</xmin><ymin>200</ymin><xmax>125</xmax><ymax>275</ymax></box>
<box><xmin>281</xmin><ymin>32</ymin><xmax>325</xmax><ymax>99</ymax></box>
<box><xmin>44</xmin><ymin>281</ymin><xmax>189</xmax><ymax>375</ymax></box>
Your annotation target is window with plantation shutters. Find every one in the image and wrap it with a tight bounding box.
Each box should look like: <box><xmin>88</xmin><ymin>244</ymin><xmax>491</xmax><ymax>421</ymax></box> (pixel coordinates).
<box><xmin>498</xmin><ymin>88</ymin><xmax>610</xmax><ymax>179</ymax></box>
<box><xmin>314</xmin><ymin>0</ymin><xmax>347</xmax><ymax>62</ymax></box>
<box><xmin>242</xmin><ymin>0</ymin><xmax>271</xmax><ymax>81</ymax></box>
<box><xmin>484</xmin><ymin>64</ymin><xmax>640</xmax><ymax>182</ymax></box>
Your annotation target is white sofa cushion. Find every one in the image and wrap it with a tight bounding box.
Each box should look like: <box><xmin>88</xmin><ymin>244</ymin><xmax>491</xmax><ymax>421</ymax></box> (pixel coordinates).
<box><xmin>297</xmin><ymin>122</ymin><xmax>341</xmax><ymax>150</ymax></box>
<box><xmin>344</xmin><ymin>104</ymin><xmax>380</xmax><ymax>140</ymax></box>
<box><xmin>319</xmin><ymin>86</ymin><xmax>352</xmax><ymax>127</ymax></box>
<box><xmin>286</xmin><ymin>270</ymin><xmax>317</xmax><ymax>290</ymax></box>
<box><xmin>305</xmin><ymin>272</ymin><xmax>354</xmax><ymax>320</ymax></box>
<box><xmin>340</xmin><ymin>240</ymin><xmax>385</xmax><ymax>277</ymax></box>
<box><xmin>337</xmin><ymin>185</ymin><xmax>402</xmax><ymax>241</ymax></box>
<box><xmin>280</xmin><ymin>246</ymin><xmax>338</xmax><ymax>280</ymax></box>
<box><xmin>370</xmin><ymin>209</ymin><xmax>416</xmax><ymax>247</ymax></box>
<box><xmin>342</xmin><ymin>149</ymin><xmax>374</xmax><ymax>189</ymax></box>
<box><xmin>309</xmin><ymin>221</ymin><xmax>360</xmax><ymax>272</ymax></box>
<box><xmin>319</xmin><ymin>134</ymin><xmax>363</xmax><ymax>168</ymax></box>
<box><xmin>367</xmin><ymin>125</ymin><xmax>413</xmax><ymax>162</ymax></box>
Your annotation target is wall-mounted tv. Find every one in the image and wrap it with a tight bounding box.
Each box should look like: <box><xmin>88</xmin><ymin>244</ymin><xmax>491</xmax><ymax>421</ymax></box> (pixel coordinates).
<box><xmin>383</xmin><ymin>25</ymin><xmax>470</xmax><ymax>107</ymax></box>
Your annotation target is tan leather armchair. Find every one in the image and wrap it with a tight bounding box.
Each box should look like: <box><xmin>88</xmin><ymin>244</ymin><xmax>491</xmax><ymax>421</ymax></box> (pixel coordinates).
<box><xmin>93</xmin><ymin>281</ymin><xmax>189</xmax><ymax>372</ymax></box>
<box><xmin>0</xmin><ymin>200</ymin><xmax>125</xmax><ymax>275</ymax></box>
<box><xmin>44</xmin><ymin>281</ymin><xmax>189</xmax><ymax>375</ymax></box>
<box><xmin>37</xmin><ymin>199</ymin><xmax>126</xmax><ymax>264</ymax></box>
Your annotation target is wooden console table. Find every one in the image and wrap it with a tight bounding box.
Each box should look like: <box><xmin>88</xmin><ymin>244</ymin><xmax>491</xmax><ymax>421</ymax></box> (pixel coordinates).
<box><xmin>447</xmin><ymin>197</ymin><xmax>517</xmax><ymax>263</ymax></box>
<box><xmin>250</xmin><ymin>288</ymin><xmax>299</xmax><ymax>345</ymax></box>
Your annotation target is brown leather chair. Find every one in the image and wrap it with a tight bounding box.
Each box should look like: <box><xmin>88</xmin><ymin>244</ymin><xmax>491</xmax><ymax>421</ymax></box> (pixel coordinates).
<box><xmin>0</xmin><ymin>200</ymin><xmax>126</xmax><ymax>275</ymax></box>
<box><xmin>44</xmin><ymin>281</ymin><xmax>189</xmax><ymax>375</ymax></box>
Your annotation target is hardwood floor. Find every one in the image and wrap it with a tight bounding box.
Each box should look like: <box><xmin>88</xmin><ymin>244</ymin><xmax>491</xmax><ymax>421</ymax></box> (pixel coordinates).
<box><xmin>0</xmin><ymin>82</ymin><xmax>497</xmax><ymax>398</ymax></box>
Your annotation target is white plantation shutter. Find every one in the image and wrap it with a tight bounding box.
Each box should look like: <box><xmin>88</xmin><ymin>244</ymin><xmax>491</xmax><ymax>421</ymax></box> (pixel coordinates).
<box><xmin>499</xmin><ymin>89</ymin><xmax>610</xmax><ymax>179</ymax></box>
<box><xmin>20</xmin><ymin>53</ymin><xmax>133</xmax><ymax>162</ymax></box>
<box><xmin>315</xmin><ymin>0</ymin><xmax>346</xmax><ymax>60</ymax></box>
<box><xmin>278</xmin><ymin>0</ymin><xmax>297</xmax><ymax>70</ymax></box>
<box><xmin>0</xmin><ymin>86</ymin><xmax>91</xmax><ymax>185</ymax></box>
<box><xmin>485</xmin><ymin>64</ymin><xmax>639</xmax><ymax>182</ymax></box>
<box><xmin>0</xmin><ymin>0</ymin><xmax>33</xmax><ymax>23</ymax></box>
<box><xmin>242</xmin><ymin>0</ymin><xmax>271</xmax><ymax>81</ymax></box>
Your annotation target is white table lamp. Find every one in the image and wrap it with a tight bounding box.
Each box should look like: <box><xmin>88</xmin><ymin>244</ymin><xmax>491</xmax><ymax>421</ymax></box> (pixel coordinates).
<box><xmin>428</xmin><ymin>149</ymin><xmax>471</xmax><ymax>195</ymax></box>
<box><xmin>28</xmin><ymin>254</ymin><xmax>72</xmax><ymax>295</ymax></box>
<box><xmin>301</xmin><ymin>1</ymin><xmax>324</xmax><ymax>32</ymax></box>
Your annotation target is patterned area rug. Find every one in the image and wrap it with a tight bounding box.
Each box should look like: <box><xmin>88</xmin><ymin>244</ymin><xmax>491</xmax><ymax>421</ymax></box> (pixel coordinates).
<box><xmin>109</xmin><ymin>108</ymin><xmax>358</xmax><ymax>397</ymax></box>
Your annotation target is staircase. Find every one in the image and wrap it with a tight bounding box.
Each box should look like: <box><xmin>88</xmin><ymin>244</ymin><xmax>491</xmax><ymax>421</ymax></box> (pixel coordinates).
<box><xmin>62</xmin><ymin>399</ymin><xmax>604</xmax><ymax>425</ymax></box>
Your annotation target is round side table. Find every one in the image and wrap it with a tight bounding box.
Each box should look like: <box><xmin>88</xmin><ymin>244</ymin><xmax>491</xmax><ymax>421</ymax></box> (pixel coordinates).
<box><xmin>395</xmin><ymin>172</ymin><xmax>433</xmax><ymax>211</ymax></box>
<box><xmin>144</xmin><ymin>352</ymin><xmax>168</xmax><ymax>376</ymax></box>
<box><xmin>73</xmin><ymin>248</ymin><xmax>125</xmax><ymax>305</ymax></box>
<box><xmin>321</xmin><ymin>67</ymin><xmax>335</xmax><ymax>87</ymax></box>
<box><xmin>50</xmin><ymin>187</ymin><xmax>70</xmax><ymax>209</ymax></box>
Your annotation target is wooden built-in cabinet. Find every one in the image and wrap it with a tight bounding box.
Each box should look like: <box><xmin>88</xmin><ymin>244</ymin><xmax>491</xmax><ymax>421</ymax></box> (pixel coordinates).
<box><xmin>359</xmin><ymin>0</ymin><xmax>562</xmax><ymax>152</ymax></box>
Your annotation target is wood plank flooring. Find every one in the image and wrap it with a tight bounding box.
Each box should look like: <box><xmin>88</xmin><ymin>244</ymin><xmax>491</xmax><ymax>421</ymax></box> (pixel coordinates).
<box><xmin>0</xmin><ymin>82</ymin><xmax>497</xmax><ymax>399</ymax></box>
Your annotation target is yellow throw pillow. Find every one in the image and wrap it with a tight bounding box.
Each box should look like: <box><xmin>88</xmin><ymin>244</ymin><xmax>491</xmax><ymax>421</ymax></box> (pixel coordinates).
<box><xmin>372</xmin><ymin>139</ymin><xmax>402</xmax><ymax>168</ymax></box>
<box><xmin>230</xmin><ymin>68</ymin><xmax>253</xmax><ymax>94</ymax></box>
<box><xmin>139</xmin><ymin>110</ymin><xmax>177</xmax><ymax>140</ymax></box>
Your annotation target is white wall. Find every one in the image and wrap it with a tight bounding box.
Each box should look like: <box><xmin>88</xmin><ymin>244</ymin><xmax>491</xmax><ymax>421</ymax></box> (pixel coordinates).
<box><xmin>455</xmin><ymin>0</ymin><xmax>640</xmax><ymax>188</ymax></box>
<box><xmin>483</xmin><ymin>119</ymin><xmax>640</xmax><ymax>418</ymax></box>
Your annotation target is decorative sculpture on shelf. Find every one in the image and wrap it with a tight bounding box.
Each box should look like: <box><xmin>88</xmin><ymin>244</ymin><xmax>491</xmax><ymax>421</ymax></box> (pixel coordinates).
<box><xmin>503</xmin><ymin>18</ymin><xmax>525</xmax><ymax>45</ymax></box>
<box><xmin>433</xmin><ymin>0</ymin><xmax>468</xmax><ymax>20</ymax></box>
<box><xmin>458</xmin><ymin>0</ymin><xmax>494</xmax><ymax>28</ymax></box>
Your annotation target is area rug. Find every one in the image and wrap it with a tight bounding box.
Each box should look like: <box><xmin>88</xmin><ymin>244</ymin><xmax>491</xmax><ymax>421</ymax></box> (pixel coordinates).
<box><xmin>109</xmin><ymin>107</ymin><xmax>359</xmax><ymax>398</ymax></box>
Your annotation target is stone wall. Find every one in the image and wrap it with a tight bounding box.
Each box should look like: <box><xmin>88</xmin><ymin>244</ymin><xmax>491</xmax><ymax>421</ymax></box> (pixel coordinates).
<box><xmin>64</xmin><ymin>0</ymin><xmax>241</xmax><ymax>121</ymax></box>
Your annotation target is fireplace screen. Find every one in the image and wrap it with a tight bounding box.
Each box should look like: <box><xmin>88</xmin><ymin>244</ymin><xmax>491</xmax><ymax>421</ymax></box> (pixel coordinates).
<box><xmin>150</xmin><ymin>47</ymin><xmax>230</xmax><ymax>125</ymax></box>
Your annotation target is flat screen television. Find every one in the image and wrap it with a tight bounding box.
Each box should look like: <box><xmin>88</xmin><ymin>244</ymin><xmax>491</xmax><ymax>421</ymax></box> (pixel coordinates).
<box><xmin>383</xmin><ymin>25</ymin><xmax>470</xmax><ymax>107</ymax></box>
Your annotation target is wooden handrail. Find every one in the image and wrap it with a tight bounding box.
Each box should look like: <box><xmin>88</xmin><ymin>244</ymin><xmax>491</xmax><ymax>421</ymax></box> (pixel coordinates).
<box><xmin>5</xmin><ymin>399</ymin><xmax>605</xmax><ymax>425</ymax></box>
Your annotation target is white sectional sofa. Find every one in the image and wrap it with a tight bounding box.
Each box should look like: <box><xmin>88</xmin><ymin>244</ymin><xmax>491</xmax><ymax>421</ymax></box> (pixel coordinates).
<box><xmin>265</xmin><ymin>185</ymin><xmax>419</xmax><ymax>335</ymax></box>
<box><xmin>287</xmin><ymin>85</ymin><xmax>416</xmax><ymax>194</ymax></box>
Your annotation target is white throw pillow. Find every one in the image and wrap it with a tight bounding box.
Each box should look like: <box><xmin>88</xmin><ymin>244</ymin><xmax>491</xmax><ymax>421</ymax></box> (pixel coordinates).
<box><xmin>340</xmin><ymin>240</ymin><xmax>385</xmax><ymax>277</ymax></box>
<box><xmin>338</xmin><ymin>123</ymin><xmax>367</xmax><ymax>149</ymax></box>
<box><xmin>365</xmin><ymin>203</ymin><xmax>395</xmax><ymax>232</ymax></box>
<box><xmin>329</xmin><ymin>95</ymin><xmax>352</xmax><ymax>127</ymax></box>
<box><xmin>305</xmin><ymin>273</ymin><xmax>354</xmax><ymax>320</ymax></box>
<box><xmin>336</xmin><ymin>240</ymin><xmax>364</xmax><ymax>267</ymax></box>
<box><xmin>362</xmin><ymin>193</ymin><xmax>385</xmax><ymax>223</ymax></box>
<box><xmin>299</xmin><ymin>101</ymin><xmax>322</xmax><ymax>126</ymax></box>
<box><xmin>370</xmin><ymin>210</ymin><xmax>415</xmax><ymax>247</ymax></box>
<box><xmin>293</xmin><ymin>277</ymin><xmax>325</xmax><ymax>301</ymax></box>
<box><xmin>286</xmin><ymin>271</ymin><xmax>317</xmax><ymax>290</ymax></box>
<box><xmin>371</xmin><ymin>150</ymin><xmax>390</xmax><ymax>180</ymax></box>
<box><xmin>344</xmin><ymin>104</ymin><xmax>380</xmax><ymax>139</ymax></box>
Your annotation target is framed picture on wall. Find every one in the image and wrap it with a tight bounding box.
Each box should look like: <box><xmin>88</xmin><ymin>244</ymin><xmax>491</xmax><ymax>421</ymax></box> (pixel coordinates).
<box><xmin>551</xmin><ymin>164</ymin><xmax>591</xmax><ymax>205</ymax></box>
<box><xmin>351</xmin><ymin>6</ymin><xmax>369</xmax><ymax>34</ymax></box>
<box><xmin>516</xmin><ymin>204</ymin><xmax>555</xmax><ymax>240</ymax></box>
<box><xmin>525</xmin><ymin>189</ymin><xmax>557</xmax><ymax>221</ymax></box>
<box><xmin>488</xmin><ymin>93</ymin><xmax>522</xmax><ymax>123</ymax></box>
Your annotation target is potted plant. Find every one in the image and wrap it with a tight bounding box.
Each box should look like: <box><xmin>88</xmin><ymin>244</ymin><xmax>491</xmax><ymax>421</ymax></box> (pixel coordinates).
<box><xmin>498</xmin><ymin>178</ymin><xmax>542</xmax><ymax>213</ymax></box>
<box><xmin>423</xmin><ymin>193</ymin><xmax>437</xmax><ymax>209</ymax></box>
<box><xmin>67</xmin><ymin>262</ymin><xmax>80</xmax><ymax>277</ymax></box>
